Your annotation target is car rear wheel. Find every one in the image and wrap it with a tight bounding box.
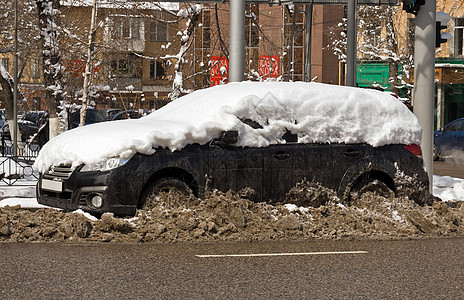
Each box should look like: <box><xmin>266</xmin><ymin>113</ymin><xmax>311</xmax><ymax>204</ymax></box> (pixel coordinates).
<box><xmin>350</xmin><ymin>176</ymin><xmax>394</xmax><ymax>203</ymax></box>
<box><xmin>141</xmin><ymin>177</ymin><xmax>193</xmax><ymax>211</ymax></box>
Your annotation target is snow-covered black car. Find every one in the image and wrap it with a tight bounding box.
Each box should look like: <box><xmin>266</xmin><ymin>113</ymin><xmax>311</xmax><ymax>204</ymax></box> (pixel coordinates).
<box><xmin>35</xmin><ymin>82</ymin><xmax>429</xmax><ymax>216</ymax></box>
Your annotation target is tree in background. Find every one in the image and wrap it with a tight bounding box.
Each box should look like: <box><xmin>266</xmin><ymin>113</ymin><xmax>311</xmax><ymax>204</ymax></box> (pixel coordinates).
<box><xmin>36</xmin><ymin>0</ymin><xmax>66</xmax><ymax>138</ymax></box>
<box><xmin>329</xmin><ymin>5</ymin><xmax>411</xmax><ymax>96</ymax></box>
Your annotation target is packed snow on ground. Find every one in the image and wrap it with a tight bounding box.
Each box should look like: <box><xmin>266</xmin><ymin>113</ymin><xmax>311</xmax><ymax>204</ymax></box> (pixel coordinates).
<box><xmin>433</xmin><ymin>175</ymin><xmax>464</xmax><ymax>201</ymax></box>
<box><xmin>34</xmin><ymin>82</ymin><xmax>421</xmax><ymax>173</ymax></box>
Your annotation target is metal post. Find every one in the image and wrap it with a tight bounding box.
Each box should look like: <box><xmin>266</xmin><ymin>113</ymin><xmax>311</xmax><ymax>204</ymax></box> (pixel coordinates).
<box><xmin>13</xmin><ymin>0</ymin><xmax>18</xmax><ymax>157</ymax></box>
<box><xmin>346</xmin><ymin>0</ymin><xmax>357</xmax><ymax>87</ymax></box>
<box><xmin>229</xmin><ymin>0</ymin><xmax>245</xmax><ymax>82</ymax></box>
<box><xmin>304</xmin><ymin>3</ymin><xmax>313</xmax><ymax>82</ymax></box>
<box><xmin>413</xmin><ymin>0</ymin><xmax>436</xmax><ymax>193</ymax></box>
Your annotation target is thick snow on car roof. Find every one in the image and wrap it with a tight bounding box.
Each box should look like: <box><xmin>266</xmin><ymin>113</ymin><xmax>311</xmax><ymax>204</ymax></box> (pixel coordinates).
<box><xmin>34</xmin><ymin>82</ymin><xmax>422</xmax><ymax>172</ymax></box>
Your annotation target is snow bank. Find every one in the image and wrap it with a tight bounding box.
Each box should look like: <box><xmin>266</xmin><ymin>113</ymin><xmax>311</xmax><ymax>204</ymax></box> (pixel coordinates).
<box><xmin>433</xmin><ymin>175</ymin><xmax>464</xmax><ymax>202</ymax></box>
<box><xmin>34</xmin><ymin>82</ymin><xmax>422</xmax><ymax>173</ymax></box>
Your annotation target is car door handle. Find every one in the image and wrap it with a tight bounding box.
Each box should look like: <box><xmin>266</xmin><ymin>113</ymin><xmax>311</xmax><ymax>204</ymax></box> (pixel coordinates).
<box><xmin>343</xmin><ymin>149</ymin><xmax>360</xmax><ymax>157</ymax></box>
<box><xmin>272</xmin><ymin>152</ymin><xmax>290</xmax><ymax>160</ymax></box>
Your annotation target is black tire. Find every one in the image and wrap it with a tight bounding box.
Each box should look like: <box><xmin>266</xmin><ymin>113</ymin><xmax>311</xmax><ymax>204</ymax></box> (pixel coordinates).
<box><xmin>350</xmin><ymin>176</ymin><xmax>394</xmax><ymax>202</ymax></box>
<box><xmin>141</xmin><ymin>177</ymin><xmax>192</xmax><ymax>210</ymax></box>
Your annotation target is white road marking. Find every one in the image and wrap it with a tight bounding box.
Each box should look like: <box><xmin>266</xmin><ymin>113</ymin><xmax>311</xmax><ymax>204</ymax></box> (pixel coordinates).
<box><xmin>196</xmin><ymin>250</ymin><xmax>368</xmax><ymax>258</ymax></box>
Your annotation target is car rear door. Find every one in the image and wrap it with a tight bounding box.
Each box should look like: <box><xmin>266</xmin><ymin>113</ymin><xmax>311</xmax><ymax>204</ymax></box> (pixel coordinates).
<box><xmin>263</xmin><ymin>142</ymin><xmax>333</xmax><ymax>203</ymax></box>
<box><xmin>331</xmin><ymin>143</ymin><xmax>371</xmax><ymax>189</ymax></box>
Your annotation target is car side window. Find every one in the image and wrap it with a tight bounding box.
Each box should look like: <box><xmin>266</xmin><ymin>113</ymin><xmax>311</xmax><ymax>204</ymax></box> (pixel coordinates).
<box><xmin>446</xmin><ymin>120</ymin><xmax>464</xmax><ymax>132</ymax></box>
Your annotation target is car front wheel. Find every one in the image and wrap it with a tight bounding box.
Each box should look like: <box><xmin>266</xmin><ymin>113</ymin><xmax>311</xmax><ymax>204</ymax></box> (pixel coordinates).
<box><xmin>141</xmin><ymin>177</ymin><xmax>193</xmax><ymax>211</ymax></box>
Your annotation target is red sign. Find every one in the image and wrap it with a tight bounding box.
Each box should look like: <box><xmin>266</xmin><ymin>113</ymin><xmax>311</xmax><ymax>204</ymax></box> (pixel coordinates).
<box><xmin>64</xmin><ymin>59</ymin><xmax>99</xmax><ymax>77</ymax></box>
<box><xmin>210</xmin><ymin>56</ymin><xmax>228</xmax><ymax>86</ymax></box>
<box><xmin>259</xmin><ymin>55</ymin><xmax>280</xmax><ymax>79</ymax></box>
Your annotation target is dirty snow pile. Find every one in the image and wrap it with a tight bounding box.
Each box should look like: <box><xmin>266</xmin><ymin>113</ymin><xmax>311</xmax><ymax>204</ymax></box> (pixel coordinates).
<box><xmin>34</xmin><ymin>82</ymin><xmax>421</xmax><ymax>172</ymax></box>
<box><xmin>1</xmin><ymin>182</ymin><xmax>464</xmax><ymax>243</ymax></box>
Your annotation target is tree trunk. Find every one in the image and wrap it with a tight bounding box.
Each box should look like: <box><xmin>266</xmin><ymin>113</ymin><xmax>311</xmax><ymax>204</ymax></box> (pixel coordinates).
<box><xmin>80</xmin><ymin>0</ymin><xmax>98</xmax><ymax>127</ymax></box>
<box><xmin>169</xmin><ymin>7</ymin><xmax>200</xmax><ymax>100</ymax></box>
<box><xmin>36</xmin><ymin>0</ymin><xmax>62</xmax><ymax>140</ymax></box>
<box><xmin>389</xmin><ymin>61</ymin><xmax>399</xmax><ymax>96</ymax></box>
<box><xmin>0</xmin><ymin>64</ymin><xmax>23</xmax><ymax>153</ymax></box>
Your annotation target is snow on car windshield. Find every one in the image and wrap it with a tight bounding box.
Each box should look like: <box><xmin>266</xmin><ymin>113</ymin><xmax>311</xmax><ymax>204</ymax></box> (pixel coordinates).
<box><xmin>33</xmin><ymin>82</ymin><xmax>422</xmax><ymax>172</ymax></box>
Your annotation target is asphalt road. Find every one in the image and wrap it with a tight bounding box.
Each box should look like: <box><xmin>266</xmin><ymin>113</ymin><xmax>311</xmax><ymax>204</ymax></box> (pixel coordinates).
<box><xmin>1</xmin><ymin>238</ymin><xmax>464</xmax><ymax>299</ymax></box>
<box><xmin>434</xmin><ymin>160</ymin><xmax>464</xmax><ymax>179</ymax></box>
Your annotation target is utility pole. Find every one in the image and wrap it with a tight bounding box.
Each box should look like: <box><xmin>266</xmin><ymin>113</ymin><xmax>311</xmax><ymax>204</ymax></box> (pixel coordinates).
<box><xmin>229</xmin><ymin>0</ymin><xmax>245</xmax><ymax>82</ymax></box>
<box><xmin>346</xmin><ymin>0</ymin><xmax>357</xmax><ymax>87</ymax></box>
<box><xmin>13</xmin><ymin>0</ymin><xmax>18</xmax><ymax>157</ymax></box>
<box><xmin>413</xmin><ymin>0</ymin><xmax>436</xmax><ymax>192</ymax></box>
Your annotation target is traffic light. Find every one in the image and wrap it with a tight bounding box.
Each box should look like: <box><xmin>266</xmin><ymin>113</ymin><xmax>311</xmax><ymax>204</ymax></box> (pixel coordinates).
<box><xmin>436</xmin><ymin>12</ymin><xmax>452</xmax><ymax>48</ymax></box>
<box><xmin>402</xmin><ymin>0</ymin><xmax>425</xmax><ymax>15</ymax></box>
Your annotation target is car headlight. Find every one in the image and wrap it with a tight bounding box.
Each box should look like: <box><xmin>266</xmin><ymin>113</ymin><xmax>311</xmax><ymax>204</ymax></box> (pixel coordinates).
<box><xmin>81</xmin><ymin>157</ymin><xmax>131</xmax><ymax>172</ymax></box>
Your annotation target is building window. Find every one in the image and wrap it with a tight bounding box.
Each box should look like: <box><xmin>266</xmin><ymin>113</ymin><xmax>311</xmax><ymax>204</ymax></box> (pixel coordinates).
<box><xmin>33</xmin><ymin>97</ymin><xmax>41</xmax><ymax>110</ymax></box>
<box><xmin>198</xmin><ymin>11</ymin><xmax>211</xmax><ymax>50</ymax></box>
<box><xmin>112</xmin><ymin>18</ymin><xmax>141</xmax><ymax>39</ymax></box>
<box><xmin>283</xmin><ymin>5</ymin><xmax>304</xmax><ymax>81</ymax></box>
<box><xmin>1</xmin><ymin>58</ymin><xmax>9</xmax><ymax>73</ymax></box>
<box><xmin>111</xmin><ymin>59</ymin><xmax>135</xmax><ymax>76</ymax></box>
<box><xmin>149</xmin><ymin>60</ymin><xmax>166</xmax><ymax>80</ymax></box>
<box><xmin>245</xmin><ymin>4</ymin><xmax>259</xmax><ymax>74</ymax></box>
<box><xmin>453</xmin><ymin>18</ymin><xmax>464</xmax><ymax>56</ymax></box>
<box><xmin>194</xmin><ymin>10</ymin><xmax>211</xmax><ymax>88</ymax></box>
<box><xmin>150</xmin><ymin>21</ymin><xmax>168</xmax><ymax>41</ymax></box>
<box><xmin>32</xmin><ymin>59</ymin><xmax>41</xmax><ymax>79</ymax></box>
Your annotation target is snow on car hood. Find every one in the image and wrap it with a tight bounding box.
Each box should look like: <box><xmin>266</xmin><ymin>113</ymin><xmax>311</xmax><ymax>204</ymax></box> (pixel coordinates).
<box><xmin>34</xmin><ymin>82</ymin><xmax>422</xmax><ymax>172</ymax></box>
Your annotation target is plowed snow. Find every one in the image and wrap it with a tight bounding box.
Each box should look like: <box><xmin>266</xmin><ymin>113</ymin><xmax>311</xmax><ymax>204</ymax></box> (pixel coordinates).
<box><xmin>1</xmin><ymin>182</ymin><xmax>463</xmax><ymax>243</ymax></box>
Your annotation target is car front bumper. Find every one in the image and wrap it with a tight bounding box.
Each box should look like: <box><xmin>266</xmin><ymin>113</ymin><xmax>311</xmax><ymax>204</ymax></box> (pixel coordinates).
<box><xmin>37</xmin><ymin>166</ymin><xmax>137</xmax><ymax>216</ymax></box>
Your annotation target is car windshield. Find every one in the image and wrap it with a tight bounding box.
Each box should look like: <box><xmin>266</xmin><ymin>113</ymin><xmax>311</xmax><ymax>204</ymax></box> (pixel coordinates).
<box><xmin>71</xmin><ymin>109</ymin><xmax>106</xmax><ymax>125</ymax></box>
<box><xmin>86</xmin><ymin>109</ymin><xmax>106</xmax><ymax>123</ymax></box>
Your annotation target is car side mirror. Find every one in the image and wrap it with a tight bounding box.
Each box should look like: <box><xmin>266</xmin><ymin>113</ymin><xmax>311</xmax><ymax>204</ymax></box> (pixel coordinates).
<box><xmin>216</xmin><ymin>131</ymin><xmax>239</xmax><ymax>145</ymax></box>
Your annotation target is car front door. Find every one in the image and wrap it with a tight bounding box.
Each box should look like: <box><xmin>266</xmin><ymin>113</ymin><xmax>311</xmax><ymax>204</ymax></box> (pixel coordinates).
<box><xmin>208</xmin><ymin>143</ymin><xmax>264</xmax><ymax>201</ymax></box>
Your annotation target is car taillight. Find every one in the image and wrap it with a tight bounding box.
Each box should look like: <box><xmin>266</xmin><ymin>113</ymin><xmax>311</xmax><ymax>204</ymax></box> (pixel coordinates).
<box><xmin>405</xmin><ymin>144</ymin><xmax>422</xmax><ymax>156</ymax></box>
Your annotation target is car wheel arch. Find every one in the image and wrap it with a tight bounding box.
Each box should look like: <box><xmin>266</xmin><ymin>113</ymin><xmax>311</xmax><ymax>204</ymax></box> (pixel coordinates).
<box><xmin>337</xmin><ymin>157</ymin><xmax>397</xmax><ymax>203</ymax></box>
<box><xmin>137</xmin><ymin>167</ymin><xmax>198</xmax><ymax>208</ymax></box>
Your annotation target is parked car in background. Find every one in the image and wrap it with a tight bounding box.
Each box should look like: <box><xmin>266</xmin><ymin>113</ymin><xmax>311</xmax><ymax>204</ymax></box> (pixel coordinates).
<box><xmin>1</xmin><ymin>111</ymin><xmax>46</xmax><ymax>141</ymax></box>
<box><xmin>434</xmin><ymin>118</ymin><xmax>464</xmax><ymax>160</ymax></box>
<box><xmin>37</xmin><ymin>107</ymin><xmax>106</xmax><ymax>147</ymax></box>
<box><xmin>69</xmin><ymin>107</ymin><xmax>106</xmax><ymax>128</ymax></box>
<box><xmin>35</xmin><ymin>82</ymin><xmax>429</xmax><ymax>216</ymax></box>
<box><xmin>0</xmin><ymin>110</ymin><xmax>6</xmax><ymax>129</ymax></box>
<box><xmin>98</xmin><ymin>109</ymin><xmax>122</xmax><ymax>121</ymax></box>
<box><xmin>1</xmin><ymin>108</ymin><xmax>105</xmax><ymax>146</ymax></box>
<box><xmin>110</xmin><ymin>109</ymin><xmax>144</xmax><ymax>121</ymax></box>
